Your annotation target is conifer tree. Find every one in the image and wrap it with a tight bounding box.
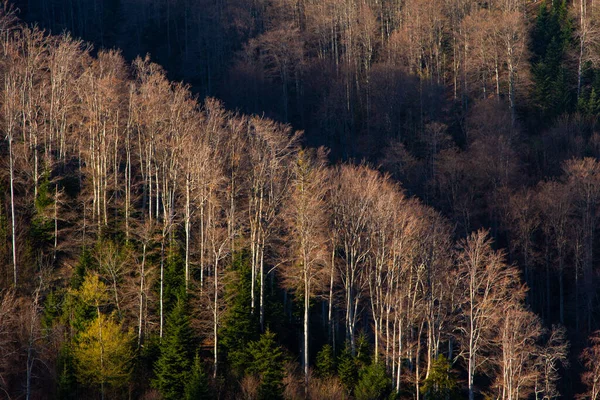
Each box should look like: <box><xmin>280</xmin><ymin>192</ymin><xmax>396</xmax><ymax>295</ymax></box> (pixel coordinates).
<box><xmin>220</xmin><ymin>251</ymin><xmax>260</xmax><ymax>373</ymax></box>
<box><xmin>153</xmin><ymin>295</ymin><xmax>195</xmax><ymax>400</ymax></box>
<box><xmin>316</xmin><ymin>344</ymin><xmax>336</xmax><ymax>378</ymax></box>
<box><xmin>354</xmin><ymin>363</ymin><xmax>393</xmax><ymax>400</ymax></box>
<box><xmin>184</xmin><ymin>353</ymin><xmax>211</xmax><ymax>400</ymax></box>
<box><xmin>338</xmin><ymin>343</ymin><xmax>358</xmax><ymax>394</ymax></box>
<box><xmin>420</xmin><ymin>355</ymin><xmax>459</xmax><ymax>400</ymax></box>
<box><xmin>246</xmin><ymin>329</ymin><xmax>285</xmax><ymax>400</ymax></box>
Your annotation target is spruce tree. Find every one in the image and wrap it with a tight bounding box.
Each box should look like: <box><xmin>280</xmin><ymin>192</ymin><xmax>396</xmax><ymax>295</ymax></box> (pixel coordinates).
<box><xmin>316</xmin><ymin>344</ymin><xmax>336</xmax><ymax>377</ymax></box>
<box><xmin>337</xmin><ymin>343</ymin><xmax>358</xmax><ymax>394</ymax></box>
<box><xmin>184</xmin><ymin>353</ymin><xmax>211</xmax><ymax>400</ymax></box>
<box><xmin>420</xmin><ymin>355</ymin><xmax>459</xmax><ymax>400</ymax></box>
<box><xmin>354</xmin><ymin>363</ymin><xmax>393</xmax><ymax>400</ymax></box>
<box><xmin>153</xmin><ymin>295</ymin><xmax>195</xmax><ymax>400</ymax></box>
<box><xmin>246</xmin><ymin>329</ymin><xmax>285</xmax><ymax>400</ymax></box>
<box><xmin>220</xmin><ymin>250</ymin><xmax>260</xmax><ymax>373</ymax></box>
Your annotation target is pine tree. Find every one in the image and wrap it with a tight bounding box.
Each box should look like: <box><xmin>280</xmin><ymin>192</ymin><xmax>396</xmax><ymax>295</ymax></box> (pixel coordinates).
<box><xmin>57</xmin><ymin>344</ymin><xmax>78</xmax><ymax>400</ymax></box>
<box><xmin>531</xmin><ymin>0</ymin><xmax>574</xmax><ymax>121</ymax></box>
<box><xmin>153</xmin><ymin>295</ymin><xmax>195</xmax><ymax>400</ymax></box>
<box><xmin>163</xmin><ymin>246</ymin><xmax>186</xmax><ymax>313</ymax></box>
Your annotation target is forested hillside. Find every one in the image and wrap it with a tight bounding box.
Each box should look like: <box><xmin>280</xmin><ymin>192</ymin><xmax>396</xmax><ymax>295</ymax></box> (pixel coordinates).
<box><xmin>1</xmin><ymin>0</ymin><xmax>600</xmax><ymax>399</ymax></box>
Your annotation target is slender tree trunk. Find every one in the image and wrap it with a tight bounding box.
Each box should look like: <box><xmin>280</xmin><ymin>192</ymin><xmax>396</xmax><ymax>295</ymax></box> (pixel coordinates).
<box><xmin>138</xmin><ymin>243</ymin><xmax>146</xmax><ymax>347</ymax></box>
<box><xmin>159</xmin><ymin>238</ymin><xmax>164</xmax><ymax>338</ymax></box>
<box><xmin>185</xmin><ymin>175</ymin><xmax>191</xmax><ymax>290</ymax></box>
<box><xmin>9</xmin><ymin>135</ymin><xmax>17</xmax><ymax>287</ymax></box>
<box><xmin>304</xmin><ymin>270</ymin><xmax>309</xmax><ymax>391</ymax></box>
<box><xmin>213</xmin><ymin>257</ymin><xmax>219</xmax><ymax>379</ymax></box>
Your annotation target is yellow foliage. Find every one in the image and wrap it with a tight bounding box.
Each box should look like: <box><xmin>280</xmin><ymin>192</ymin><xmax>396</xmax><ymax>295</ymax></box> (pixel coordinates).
<box><xmin>77</xmin><ymin>273</ymin><xmax>109</xmax><ymax>307</ymax></box>
<box><xmin>74</xmin><ymin>313</ymin><xmax>134</xmax><ymax>388</ymax></box>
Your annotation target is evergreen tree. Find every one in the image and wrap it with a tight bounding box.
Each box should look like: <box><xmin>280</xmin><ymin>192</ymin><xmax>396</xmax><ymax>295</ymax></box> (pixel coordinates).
<box><xmin>316</xmin><ymin>344</ymin><xmax>336</xmax><ymax>377</ymax></box>
<box><xmin>153</xmin><ymin>295</ymin><xmax>195</xmax><ymax>400</ymax></box>
<box><xmin>184</xmin><ymin>353</ymin><xmax>211</xmax><ymax>400</ymax></box>
<box><xmin>246</xmin><ymin>329</ymin><xmax>285</xmax><ymax>400</ymax></box>
<box><xmin>220</xmin><ymin>250</ymin><xmax>260</xmax><ymax>373</ymax></box>
<box><xmin>338</xmin><ymin>342</ymin><xmax>358</xmax><ymax>394</ymax></box>
<box><xmin>420</xmin><ymin>355</ymin><xmax>459</xmax><ymax>400</ymax></box>
<box><xmin>531</xmin><ymin>0</ymin><xmax>574</xmax><ymax>120</ymax></box>
<box><xmin>71</xmin><ymin>249</ymin><xmax>94</xmax><ymax>290</ymax></box>
<box><xmin>57</xmin><ymin>344</ymin><xmax>78</xmax><ymax>400</ymax></box>
<box><xmin>355</xmin><ymin>332</ymin><xmax>372</xmax><ymax>368</ymax></box>
<box><xmin>354</xmin><ymin>363</ymin><xmax>393</xmax><ymax>400</ymax></box>
<box><xmin>163</xmin><ymin>246</ymin><xmax>186</xmax><ymax>313</ymax></box>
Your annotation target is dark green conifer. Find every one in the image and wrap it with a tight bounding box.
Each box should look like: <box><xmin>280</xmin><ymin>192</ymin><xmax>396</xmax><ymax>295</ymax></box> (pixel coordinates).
<box><xmin>354</xmin><ymin>363</ymin><xmax>393</xmax><ymax>400</ymax></box>
<box><xmin>153</xmin><ymin>295</ymin><xmax>194</xmax><ymax>400</ymax></box>
<box><xmin>315</xmin><ymin>344</ymin><xmax>336</xmax><ymax>377</ymax></box>
<box><xmin>337</xmin><ymin>342</ymin><xmax>358</xmax><ymax>394</ymax></box>
<box><xmin>246</xmin><ymin>329</ymin><xmax>285</xmax><ymax>400</ymax></box>
<box><xmin>420</xmin><ymin>355</ymin><xmax>459</xmax><ymax>400</ymax></box>
<box><xmin>184</xmin><ymin>353</ymin><xmax>211</xmax><ymax>400</ymax></box>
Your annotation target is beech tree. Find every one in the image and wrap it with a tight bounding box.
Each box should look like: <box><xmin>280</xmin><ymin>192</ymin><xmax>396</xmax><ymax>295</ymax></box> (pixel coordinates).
<box><xmin>281</xmin><ymin>148</ymin><xmax>328</xmax><ymax>388</ymax></box>
<box><xmin>329</xmin><ymin>164</ymin><xmax>380</xmax><ymax>353</ymax></box>
<box><xmin>456</xmin><ymin>230</ymin><xmax>524</xmax><ymax>400</ymax></box>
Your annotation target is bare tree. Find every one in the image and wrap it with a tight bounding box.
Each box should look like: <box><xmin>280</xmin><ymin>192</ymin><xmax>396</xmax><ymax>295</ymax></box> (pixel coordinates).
<box><xmin>580</xmin><ymin>330</ymin><xmax>600</xmax><ymax>400</ymax></box>
<box><xmin>281</xmin><ymin>148</ymin><xmax>329</xmax><ymax>389</ymax></box>
<box><xmin>456</xmin><ymin>229</ymin><xmax>524</xmax><ymax>400</ymax></box>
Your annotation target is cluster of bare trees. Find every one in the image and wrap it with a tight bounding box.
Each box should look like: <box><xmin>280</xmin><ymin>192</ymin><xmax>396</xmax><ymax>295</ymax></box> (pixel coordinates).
<box><xmin>8</xmin><ymin>2</ymin><xmax>600</xmax><ymax>399</ymax></box>
<box><xmin>17</xmin><ymin>0</ymin><xmax>536</xmax><ymax>159</ymax></box>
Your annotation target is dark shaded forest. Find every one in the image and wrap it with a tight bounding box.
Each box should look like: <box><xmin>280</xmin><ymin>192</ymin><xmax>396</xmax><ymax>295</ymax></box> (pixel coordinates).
<box><xmin>1</xmin><ymin>0</ymin><xmax>600</xmax><ymax>399</ymax></box>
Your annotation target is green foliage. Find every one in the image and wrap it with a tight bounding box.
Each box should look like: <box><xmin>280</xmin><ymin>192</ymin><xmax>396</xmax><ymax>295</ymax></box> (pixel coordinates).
<box><xmin>420</xmin><ymin>355</ymin><xmax>459</xmax><ymax>400</ymax></box>
<box><xmin>35</xmin><ymin>170</ymin><xmax>54</xmax><ymax>211</ymax></box>
<box><xmin>316</xmin><ymin>344</ymin><xmax>336</xmax><ymax>377</ymax></box>
<box><xmin>354</xmin><ymin>363</ymin><xmax>393</xmax><ymax>400</ymax></box>
<box><xmin>530</xmin><ymin>0</ymin><xmax>574</xmax><ymax>120</ymax></box>
<box><xmin>153</xmin><ymin>295</ymin><xmax>195</xmax><ymax>400</ymax></box>
<box><xmin>72</xmin><ymin>249</ymin><xmax>94</xmax><ymax>290</ymax></box>
<box><xmin>578</xmin><ymin>73</ymin><xmax>600</xmax><ymax>116</ymax></box>
<box><xmin>356</xmin><ymin>332</ymin><xmax>372</xmax><ymax>367</ymax></box>
<box><xmin>42</xmin><ymin>289</ymin><xmax>62</xmax><ymax>330</ymax></box>
<box><xmin>246</xmin><ymin>329</ymin><xmax>285</xmax><ymax>400</ymax></box>
<box><xmin>220</xmin><ymin>250</ymin><xmax>260</xmax><ymax>373</ymax></box>
<box><xmin>338</xmin><ymin>342</ymin><xmax>358</xmax><ymax>394</ymax></box>
<box><xmin>184</xmin><ymin>353</ymin><xmax>211</xmax><ymax>400</ymax></box>
<box><xmin>68</xmin><ymin>273</ymin><xmax>109</xmax><ymax>334</ymax></box>
<box><xmin>57</xmin><ymin>343</ymin><xmax>78</xmax><ymax>400</ymax></box>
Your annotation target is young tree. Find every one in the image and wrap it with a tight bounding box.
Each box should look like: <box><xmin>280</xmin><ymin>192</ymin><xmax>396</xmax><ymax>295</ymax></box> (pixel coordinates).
<box><xmin>246</xmin><ymin>329</ymin><xmax>286</xmax><ymax>400</ymax></box>
<box><xmin>73</xmin><ymin>314</ymin><xmax>134</xmax><ymax>400</ymax></box>
<box><xmin>153</xmin><ymin>295</ymin><xmax>195</xmax><ymax>400</ymax></box>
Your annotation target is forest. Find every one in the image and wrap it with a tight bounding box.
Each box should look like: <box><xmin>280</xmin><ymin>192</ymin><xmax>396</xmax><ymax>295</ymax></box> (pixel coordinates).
<box><xmin>1</xmin><ymin>0</ymin><xmax>600</xmax><ymax>399</ymax></box>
